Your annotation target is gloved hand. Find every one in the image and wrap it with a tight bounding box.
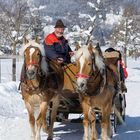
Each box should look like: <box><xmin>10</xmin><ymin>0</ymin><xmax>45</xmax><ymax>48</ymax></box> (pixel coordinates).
<box><xmin>57</xmin><ymin>57</ymin><xmax>64</xmax><ymax>64</ymax></box>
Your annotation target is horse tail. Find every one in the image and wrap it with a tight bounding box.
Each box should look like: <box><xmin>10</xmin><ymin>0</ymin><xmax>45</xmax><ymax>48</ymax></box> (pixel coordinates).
<box><xmin>114</xmin><ymin>105</ymin><xmax>125</xmax><ymax>125</ymax></box>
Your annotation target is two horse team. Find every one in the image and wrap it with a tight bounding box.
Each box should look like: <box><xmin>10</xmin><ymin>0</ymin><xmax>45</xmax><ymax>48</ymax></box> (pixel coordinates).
<box><xmin>20</xmin><ymin>37</ymin><xmax>126</xmax><ymax>140</ymax></box>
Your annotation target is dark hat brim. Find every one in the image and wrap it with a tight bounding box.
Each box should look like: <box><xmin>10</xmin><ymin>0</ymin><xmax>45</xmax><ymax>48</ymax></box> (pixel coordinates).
<box><xmin>54</xmin><ymin>25</ymin><xmax>66</xmax><ymax>28</ymax></box>
<box><xmin>54</xmin><ymin>19</ymin><xmax>66</xmax><ymax>28</ymax></box>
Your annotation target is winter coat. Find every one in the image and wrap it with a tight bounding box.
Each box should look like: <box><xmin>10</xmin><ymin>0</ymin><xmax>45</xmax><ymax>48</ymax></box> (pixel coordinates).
<box><xmin>44</xmin><ymin>32</ymin><xmax>72</xmax><ymax>64</ymax></box>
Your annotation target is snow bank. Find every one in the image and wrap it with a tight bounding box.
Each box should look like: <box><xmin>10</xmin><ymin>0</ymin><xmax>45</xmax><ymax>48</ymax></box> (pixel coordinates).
<box><xmin>0</xmin><ymin>82</ymin><xmax>24</xmax><ymax>117</ymax></box>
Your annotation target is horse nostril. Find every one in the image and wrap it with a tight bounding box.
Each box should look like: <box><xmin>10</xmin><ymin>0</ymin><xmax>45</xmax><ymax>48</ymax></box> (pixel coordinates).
<box><xmin>27</xmin><ymin>70</ymin><xmax>36</xmax><ymax>79</ymax></box>
<box><xmin>29</xmin><ymin>70</ymin><xmax>35</xmax><ymax>75</ymax></box>
<box><xmin>80</xmin><ymin>83</ymin><xmax>85</xmax><ymax>88</ymax></box>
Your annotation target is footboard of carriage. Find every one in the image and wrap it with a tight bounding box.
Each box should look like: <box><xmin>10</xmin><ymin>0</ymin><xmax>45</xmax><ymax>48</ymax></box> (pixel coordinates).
<box><xmin>56</xmin><ymin>91</ymin><xmax>82</xmax><ymax>122</ymax></box>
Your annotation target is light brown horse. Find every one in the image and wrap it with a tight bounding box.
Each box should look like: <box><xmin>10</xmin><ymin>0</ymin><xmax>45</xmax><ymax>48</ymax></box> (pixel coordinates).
<box><xmin>73</xmin><ymin>43</ymin><xmax>122</xmax><ymax>140</ymax></box>
<box><xmin>20</xmin><ymin>38</ymin><xmax>63</xmax><ymax>140</ymax></box>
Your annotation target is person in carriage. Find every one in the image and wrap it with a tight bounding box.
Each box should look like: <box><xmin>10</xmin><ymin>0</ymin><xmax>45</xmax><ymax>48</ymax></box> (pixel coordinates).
<box><xmin>105</xmin><ymin>47</ymin><xmax>128</xmax><ymax>92</ymax></box>
<box><xmin>44</xmin><ymin>19</ymin><xmax>74</xmax><ymax>65</ymax></box>
<box><xmin>43</xmin><ymin>19</ymin><xmax>74</xmax><ymax>88</ymax></box>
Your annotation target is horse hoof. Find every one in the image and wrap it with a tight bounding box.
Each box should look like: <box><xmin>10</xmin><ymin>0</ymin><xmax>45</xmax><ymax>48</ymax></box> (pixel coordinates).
<box><xmin>47</xmin><ymin>138</ymin><xmax>52</xmax><ymax>140</ymax></box>
<box><xmin>47</xmin><ymin>136</ymin><xmax>53</xmax><ymax>140</ymax></box>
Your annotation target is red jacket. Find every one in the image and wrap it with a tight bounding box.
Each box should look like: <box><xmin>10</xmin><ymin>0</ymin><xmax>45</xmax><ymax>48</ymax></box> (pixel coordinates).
<box><xmin>44</xmin><ymin>33</ymin><xmax>72</xmax><ymax>63</ymax></box>
<box><xmin>120</xmin><ymin>59</ymin><xmax>128</xmax><ymax>78</ymax></box>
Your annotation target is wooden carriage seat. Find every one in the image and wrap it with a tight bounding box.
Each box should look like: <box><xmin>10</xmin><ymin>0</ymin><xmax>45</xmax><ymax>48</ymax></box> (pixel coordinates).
<box><xmin>103</xmin><ymin>51</ymin><xmax>120</xmax><ymax>66</ymax></box>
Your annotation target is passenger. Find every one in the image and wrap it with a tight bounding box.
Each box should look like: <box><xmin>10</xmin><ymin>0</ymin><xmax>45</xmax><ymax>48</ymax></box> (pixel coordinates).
<box><xmin>105</xmin><ymin>47</ymin><xmax>128</xmax><ymax>92</ymax></box>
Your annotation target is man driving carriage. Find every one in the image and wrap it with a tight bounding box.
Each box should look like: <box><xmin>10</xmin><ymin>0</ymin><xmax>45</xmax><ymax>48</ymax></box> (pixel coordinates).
<box><xmin>44</xmin><ymin>19</ymin><xmax>74</xmax><ymax>65</ymax></box>
<box><xmin>43</xmin><ymin>19</ymin><xmax>74</xmax><ymax>88</ymax></box>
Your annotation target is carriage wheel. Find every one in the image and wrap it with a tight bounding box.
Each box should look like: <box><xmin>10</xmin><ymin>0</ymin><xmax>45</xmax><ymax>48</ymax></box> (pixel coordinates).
<box><xmin>56</xmin><ymin>112</ymin><xmax>69</xmax><ymax>122</ymax></box>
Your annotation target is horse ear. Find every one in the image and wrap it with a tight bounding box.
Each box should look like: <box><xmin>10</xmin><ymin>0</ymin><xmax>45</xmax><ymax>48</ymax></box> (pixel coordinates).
<box><xmin>95</xmin><ymin>42</ymin><xmax>103</xmax><ymax>56</ymax></box>
<box><xmin>75</xmin><ymin>42</ymin><xmax>80</xmax><ymax>51</ymax></box>
<box><xmin>88</xmin><ymin>42</ymin><xmax>93</xmax><ymax>54</ymax></box>
<box><xmin>23</xmin><ymin>37</ymin><xmax>29</xmax><ymax>45</ymax></box>
<box><xmin>35</xmin><ymin>36</ymin><xmax>40</xmax><ymax>44</ymax></box>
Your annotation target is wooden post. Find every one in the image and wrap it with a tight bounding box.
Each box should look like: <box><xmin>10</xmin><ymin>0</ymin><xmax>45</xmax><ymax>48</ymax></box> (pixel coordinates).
<box><xmin>124</xmin><ymin>18</ymin><xmax>128</xmax><ymax>68</ymax></box>
<box><xmin>12</xmin><ymin>42</ymin><xmax>17</xmax><ymax>81</ymax></box>
<box><xmin>0</xmin><ymin>59</ymin><xmax>1</xmax><ymax>83</ymax></box>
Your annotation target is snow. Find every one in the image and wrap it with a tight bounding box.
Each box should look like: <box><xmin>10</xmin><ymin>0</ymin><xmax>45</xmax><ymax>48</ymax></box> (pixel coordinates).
<box><xmin>105</xmin><ymin>13</ymin><xmax>122</xmax><ymax>26</ymax></box>
<box><xmin>87</xmin><ymin>2</ymin><xmax>99</xmax><ymax>11</ymax></box>
<box><xmin>87</xmin><ymin>2</ymin><xmax>96</xmax><ymax>9</ymax></box>
<box><xmin>79</xmin><ymin>13</ymin><xmax>96</xmax><ymax>22</ymax></box>
<box><xmin>0</xmin><ymin>50</ymin><xmax>4</xmax><ymax>55</ymax></box>
<box><xmin>43</xmin><ymin>25</ymin><xmax>54</xmax><ymax>37</ymax></box>
<box><xmin>43</xmin><ymin>16</ymin><xmax>53</xmax><ymax>22</ymax></box>
<box><xmin>38</xmin><ymin>5</ymin><xmax>46</xmax><ymax>10</ymax></box>
<box><xmin>0</xmin><ymin>58</ymin><xmax>140</xmax><ymax>140</ymax></box>
<box><xmin>97</xmin><ymin>0</ymin><xmax>101</xmax><ymax>4</ymax></box>
<box><xmin>11</xmin><ymin>31</ymin><xmax>17</xmax><ymax>38</ymax></box>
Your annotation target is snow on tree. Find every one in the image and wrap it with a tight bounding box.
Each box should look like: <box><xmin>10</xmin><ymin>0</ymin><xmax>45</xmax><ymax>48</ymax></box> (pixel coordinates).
<box><xmin>0</xmin><ymin>0</ymin><xmax>42</xmax><ymax>81</ymax></box>
<box><xmin>77</xmin><ymin>0</ymin><xmax>107</xmax><ymax>45</ymax></box>
<box><xmin>111</xmin><ymin>1</ymin><xmax>140</xmax><ymax>64</ymax></box>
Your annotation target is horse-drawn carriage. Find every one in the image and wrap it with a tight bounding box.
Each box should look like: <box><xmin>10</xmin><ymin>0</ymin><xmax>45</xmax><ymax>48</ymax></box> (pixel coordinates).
<box><xmin>20</xmin><ymin>38</ymin><xmax>126</xmax><ymax>140</ymax></box>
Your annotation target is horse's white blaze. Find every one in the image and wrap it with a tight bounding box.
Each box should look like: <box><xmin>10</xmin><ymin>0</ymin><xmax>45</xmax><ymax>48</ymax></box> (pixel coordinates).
<box><xmin>79</xmin><ymin>55</ymin><xmax>85</xmax><ymax>75</ymax></box>
<box><xmin>77</xmin><ymin>55</ymin><xmax>87</xmax><ymax>88</ymax></box>
<box><xmin>26</xmin><ymin>48</ymin><xmax>36</xmax><ymax>70</ymax></box>
<box><xmin>29</xmin><ymin>47</ymin><xmax>35</xmax><ymax>62</ymax></box>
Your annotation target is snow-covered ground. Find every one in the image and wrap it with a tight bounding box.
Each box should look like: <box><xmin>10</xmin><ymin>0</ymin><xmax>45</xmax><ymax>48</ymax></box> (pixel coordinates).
<box><xmin>0</xmin><ymin>58</ymin><xmax>140</xmax><ymax>140</ymax></box>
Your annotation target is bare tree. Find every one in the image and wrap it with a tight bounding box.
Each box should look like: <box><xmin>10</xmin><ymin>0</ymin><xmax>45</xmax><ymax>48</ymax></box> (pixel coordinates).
<box><xmin>0</xmin><ymin>0</ymin><xmax>35</xmax><ymax>81</ymax></box>
<box><xmin>111</xmin><ymin>1</ymin><xmax>139</xmax><ymax>66</ymax></box>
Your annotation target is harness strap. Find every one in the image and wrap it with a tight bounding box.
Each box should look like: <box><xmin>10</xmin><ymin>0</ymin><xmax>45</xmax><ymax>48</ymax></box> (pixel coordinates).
<box><xmin>87</xmin><ymin>68</ymin><xmax>107</xmax><ymax>97</ymax></box>
<box><xmin>76</xmin><ymin>73</ymin><xmax>90</xmax><ymax>79</ymax></box>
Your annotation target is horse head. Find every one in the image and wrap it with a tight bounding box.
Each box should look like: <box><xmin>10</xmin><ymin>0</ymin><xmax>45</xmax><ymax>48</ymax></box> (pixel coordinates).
<box><xmin>21</xmin><ymin>37</ymin><xmax>48</xmax><ymax>88</ymax></box>
<box><xmin>73</xmin><ymin>42</ymin><xmax>105</xmax><ymax>93</ymax></box>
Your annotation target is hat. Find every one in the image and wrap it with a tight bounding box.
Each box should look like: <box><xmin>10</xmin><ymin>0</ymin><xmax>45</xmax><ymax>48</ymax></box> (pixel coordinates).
<box><xmin>54</xmin><ymin>19</ymin><xmax>66</xmax><ymax>28</ymax></box>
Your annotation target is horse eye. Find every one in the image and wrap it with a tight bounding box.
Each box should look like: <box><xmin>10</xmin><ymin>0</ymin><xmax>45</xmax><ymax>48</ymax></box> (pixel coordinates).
<box><xmin>88</xmin><ymin>63</ymin><xmax>91</xmax><ymax>65</ymax></box>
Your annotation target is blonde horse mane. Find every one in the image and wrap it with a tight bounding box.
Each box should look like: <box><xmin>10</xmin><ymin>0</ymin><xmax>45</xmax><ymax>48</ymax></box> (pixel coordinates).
<box><xmin>73</xmin><ymin>44</ymin><xmax>105</xmax><ymax>73</ymax></box>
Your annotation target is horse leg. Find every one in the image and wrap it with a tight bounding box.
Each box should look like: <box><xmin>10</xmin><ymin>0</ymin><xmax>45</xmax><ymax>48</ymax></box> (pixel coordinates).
<box><xmin>36</xmin><ymin>102</ymin><xmax>47</xmax><ymax>140</ymax></box>
<box><xmin>107</xmin><ymin>118</ymin><xmax>113</xmax><ymax>139</ymax></box>
<box><xmin>89</xmin><ymin>110</ymin><xmax>97</xmax><ymax>140</ymax></box>
<box><xmin>81</xmin><ymin>98</ymin><xmax>90</xmax><ymax>140</ymax></box>
<box><xmin>41</xmin><ymin>102</ymin><xmax>49</xmax><ymax>134</ymax></box>
<box><xmin>101</xmin><ymin>111</ymin><xmax>111</xmax><ymax>140</ymax></box>
<box><xmin>25</xmin><ymin>102</ymin><xmax>36</xmax><ymax>140</ymax></box>
<box><xmin>47</xmin><ymin>95</ymin><xmax>60</xmax><ymax>140</ymax></box>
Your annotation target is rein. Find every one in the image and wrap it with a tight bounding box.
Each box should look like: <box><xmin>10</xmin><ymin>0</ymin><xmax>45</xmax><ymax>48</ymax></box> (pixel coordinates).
<box><xmin>78</xmin><ymin>68</ymin><xmax>106</xmax><ymax>97</ymax></box>
<box><xmin>76</xmin><ymin>73</ymin><xmax>90</xmax><ymax>79</ymax></box>
<box><xmin>20</xmin><ymin>68</ymin><xmax>46</xmax><ymax>93</ymax></box>
<box><xmin>26</xmin><ymin>61</ymin><xmax>40</xmax><ymax>67</ymax></box>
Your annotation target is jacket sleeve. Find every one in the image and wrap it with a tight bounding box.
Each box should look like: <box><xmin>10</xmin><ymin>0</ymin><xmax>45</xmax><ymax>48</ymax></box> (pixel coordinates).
<box><xmin>64</xmin><ymin>39</ymin><xmax>72</xmax><ymax>52</ymax></box>
<box><xmin>44</xmin><ymin>41</ymin><xmax>59</xmax><ymax>60</ymax></box>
